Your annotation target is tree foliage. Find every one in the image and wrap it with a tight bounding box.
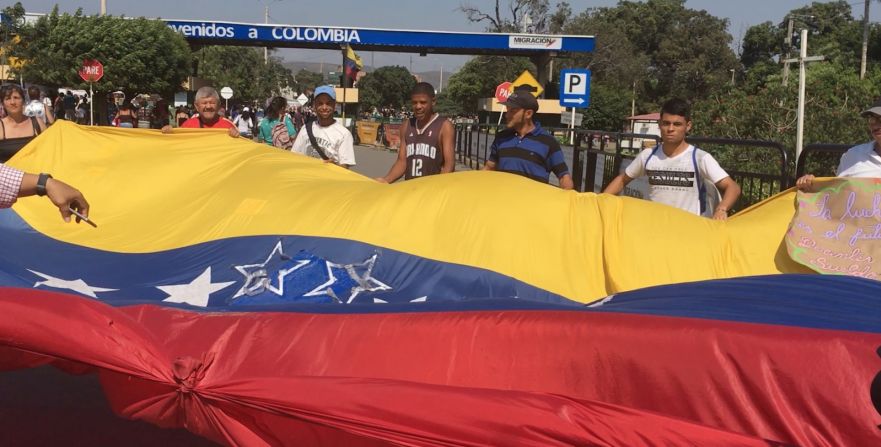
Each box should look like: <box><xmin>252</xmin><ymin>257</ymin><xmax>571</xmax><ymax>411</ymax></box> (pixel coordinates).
<box><xmin>9</xmin><ymin>7</ymin><xmax>191</xmax><ymax>95</ymax></box>
<box><xmin>295</xmin><ymin>69</ymin><xmax>324</xmax><ymax>94</ymax></box>
<box><xmin>693</xmin><ymin>63</ymin><xmax>881</xmax><ymax>175</ymax></box>
<box><xmin>356</xmin><ymin>66</ymin><xmax>417</xmax><ymax>110</ymax></box>
<box><xmin>741</xmin><ymin>21</ymin><xmax>782</xmax><ymax>69</ymax></box>
<box><xmin>562</xmin><ymin>0</ymin><xmax>738</xmax><ymax>109</ymax></box>
<box><xmin>195</xmin><ymin>46</ymin><xmax>293</xmax><ymax>102</ymax></box>
<box><xmin>442</xmin><ymin>56</ymin><xmax>534</xmax><ymax>115</ymax></box>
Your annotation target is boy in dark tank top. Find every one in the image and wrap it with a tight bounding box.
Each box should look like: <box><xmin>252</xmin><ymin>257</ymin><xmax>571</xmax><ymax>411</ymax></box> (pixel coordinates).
<box><xmin>376</xmin><ymin>82</ymin><xmax>454</xmax><ymax>183</ymax></box>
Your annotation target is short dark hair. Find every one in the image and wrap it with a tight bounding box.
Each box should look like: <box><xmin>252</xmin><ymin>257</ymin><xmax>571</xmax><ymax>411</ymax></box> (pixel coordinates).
<box><xmin>27</xmin><ymin>86</ymin><xmax>41</xmax><ymax>101</ymax></box>
<box><xmin>660</xmin><ymin>98</ymin><xmax>692</xmax><ymax>121</ymax></box>
<box><xmin>411</xmin><ymin>82</ymin><xmax>436</xmax><ymax>98</ymax></box>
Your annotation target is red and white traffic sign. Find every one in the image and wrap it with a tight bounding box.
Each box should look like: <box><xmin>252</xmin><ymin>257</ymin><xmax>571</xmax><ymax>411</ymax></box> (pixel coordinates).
<box><xmin>495</xmin><ymin>81</ymin><xmax>512</xmax><ymax>103</ymax></box>
<box><xmin>79</xmin><ymin>59</ymin><xmax>104</xmax><ymax>83</ymax></box>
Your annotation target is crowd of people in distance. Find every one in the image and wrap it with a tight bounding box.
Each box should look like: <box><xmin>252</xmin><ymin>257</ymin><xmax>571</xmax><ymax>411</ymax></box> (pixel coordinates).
<box><xmin>0</xmin><ymin>79</ymin><xmax>879</xmax><ymax>226</ymax></box>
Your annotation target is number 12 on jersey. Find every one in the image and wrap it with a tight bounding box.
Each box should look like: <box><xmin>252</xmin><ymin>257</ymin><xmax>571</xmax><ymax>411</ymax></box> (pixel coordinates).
<box><xmin>410</xmin><ymin>159</ymin><xmax>423</xmax><ymax>177</ymax></box>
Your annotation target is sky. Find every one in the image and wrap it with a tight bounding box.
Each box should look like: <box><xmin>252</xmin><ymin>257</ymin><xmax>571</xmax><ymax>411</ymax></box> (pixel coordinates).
<box><xmin>19</xmin><ymin>0</ymin><xmax>881</xmax><ymax>73</ymax></box>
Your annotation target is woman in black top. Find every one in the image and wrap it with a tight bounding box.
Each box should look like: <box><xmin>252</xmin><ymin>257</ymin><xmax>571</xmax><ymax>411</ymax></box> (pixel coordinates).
<box><xmin>0</xmin><ymin>85</ymin><xmax>46</xmax><ymax>162</ymax></box>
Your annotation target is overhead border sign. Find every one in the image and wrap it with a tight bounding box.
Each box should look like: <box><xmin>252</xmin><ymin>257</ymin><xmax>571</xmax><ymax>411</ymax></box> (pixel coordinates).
<box><xmin>559</xmin><ymin>69</ymin><xmax>591</xmax><ymax>108</ymax></box>
<box><xmin>164</xmin><ymin>20</ymin><xmax>594</xmax><ymax>56</ymax></box>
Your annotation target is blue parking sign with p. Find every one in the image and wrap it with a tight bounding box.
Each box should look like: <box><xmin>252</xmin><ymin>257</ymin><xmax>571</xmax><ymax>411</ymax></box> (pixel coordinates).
<box><xmin>559</xmin><ymin>69</ymin><xmax>591</xmax><ymax>108</ymax></box>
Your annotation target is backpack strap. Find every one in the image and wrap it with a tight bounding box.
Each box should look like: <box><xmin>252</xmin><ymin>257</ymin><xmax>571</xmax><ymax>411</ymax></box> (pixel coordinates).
<box><xmin>692</xmin><ymin>147</ymin><xmax>707</xmax><ymax>215</ymax></box>
<box><xmin>304</xmin><ymin>122</ymin><xmax>331</xmax><ymax>160</ymax></box>
<box><xmin>644</xmin><ymin>144</ymin><xmax>661</xmax><ymax>169</ymax></box>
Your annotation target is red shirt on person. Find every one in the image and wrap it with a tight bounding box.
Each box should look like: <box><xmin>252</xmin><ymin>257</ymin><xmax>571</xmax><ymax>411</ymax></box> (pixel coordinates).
<box><xmin>180</xmin><ymin>116</ymin><xmax>235</xmax><ymax>129</ymax></box>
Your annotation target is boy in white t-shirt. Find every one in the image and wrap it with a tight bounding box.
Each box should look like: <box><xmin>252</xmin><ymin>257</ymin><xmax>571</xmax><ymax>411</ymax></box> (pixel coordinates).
<box><xmin>603</xmin><ymin>98</ymin><xmax>741</xmax><ymax>220</ymax></box>
<box><xmin>291</xmin><ymin>85</ymin><xmax>356</xmax><ymax>168</ymax></box>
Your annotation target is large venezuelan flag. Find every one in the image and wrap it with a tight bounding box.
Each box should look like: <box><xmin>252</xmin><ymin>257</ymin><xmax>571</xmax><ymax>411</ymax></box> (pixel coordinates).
<box><xmin>0</xmin><ymin>121</ymin><xmax>878</xmax><ymax>446</ymax></box>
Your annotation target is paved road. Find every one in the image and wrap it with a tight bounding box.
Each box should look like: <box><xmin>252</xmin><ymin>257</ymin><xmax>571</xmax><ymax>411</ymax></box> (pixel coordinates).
<box><xmin>351</xmin><ymin>145</ymin><xmax>473</xmax><ymax>180</ymax></box>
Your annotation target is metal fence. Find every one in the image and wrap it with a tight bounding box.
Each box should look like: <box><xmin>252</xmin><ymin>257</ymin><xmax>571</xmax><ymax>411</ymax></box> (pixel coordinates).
<box><xmin>454</xmin><ymin>124</ymin><xmax>496</xmax><ymax>170</ymax></box>
<box><xmin>452</xmin><ymin>124</ymin><xmax>835</xmax><ymax>211</ymax></box>
<box><xmin>796</xmin><ymin>143</ymin><xmax>853</xmax><ymax>179</ymax></box>
<box><xmin>685</xmin><ymin>137</ymin><xmax>789</xmax><ymax>212</ymax></box>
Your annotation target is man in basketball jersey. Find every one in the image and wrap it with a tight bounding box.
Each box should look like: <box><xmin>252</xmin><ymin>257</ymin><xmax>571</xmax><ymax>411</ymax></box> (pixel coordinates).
<box><xmin>603</xmin><ymin>98</ymin><xmax>741</xmax><ymax>220</ymax></box>
<box><xmin>376</xmin><ymin>82</ymin><xmax>454</xmax><ymax>183</ymax></box>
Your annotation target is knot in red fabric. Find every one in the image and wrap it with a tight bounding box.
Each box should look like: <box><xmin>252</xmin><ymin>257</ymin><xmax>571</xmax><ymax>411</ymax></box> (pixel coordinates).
<box><xmin>172</xmin><ymin>353</ymin><xmax>215</xmax><ymax>393</ymax></box>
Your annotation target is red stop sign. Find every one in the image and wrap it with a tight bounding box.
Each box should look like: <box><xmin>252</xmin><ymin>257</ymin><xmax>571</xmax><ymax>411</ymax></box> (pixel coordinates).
<box><xmin>495</xmin><ymin>81</ymin><xmax>512</xmax><ymax>103</ymax></box>
<box><xmin>79</xmin><ymin>59</ymin><xmax>104</xmax><ymax>83</ymax></box>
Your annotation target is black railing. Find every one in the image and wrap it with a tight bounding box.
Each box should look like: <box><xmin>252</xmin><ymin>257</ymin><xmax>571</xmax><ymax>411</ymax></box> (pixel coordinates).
<box><xmin>572</xmin><ymin>130</ymin><xmax>619</xmax><ymax>192</ymax></box>
<box><xmin>796</xmin><ymin>143</ymin><xmax>853</xmax><ymax>179</ymax></box>
<box><xmin>685</xmin><ymin>137</ymin><xmax>789</xmax><ymax>211</ymax></box>
<box><xmin>452</xmin><ymin>124</ymin><xmax>850</xmax><ymax>212</ymax></box>
<box><xmin>454</xmin><ymin>124</ymin><xmax>498</xmax><ymax>170</ymax></box>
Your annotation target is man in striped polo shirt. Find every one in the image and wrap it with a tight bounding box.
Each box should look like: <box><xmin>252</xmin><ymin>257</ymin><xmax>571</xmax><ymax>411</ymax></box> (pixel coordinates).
<box><xmin>482</xmin><ymin>90</ymin><xmax>574</xmax><ymax>190</ymax></box>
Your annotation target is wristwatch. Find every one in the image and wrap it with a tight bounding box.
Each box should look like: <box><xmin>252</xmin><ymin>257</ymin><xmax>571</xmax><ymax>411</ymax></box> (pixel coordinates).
<box><xmin>36</xmin><ymin>173</ymin><xmax>53</xmax><ymax>197</ymax></box>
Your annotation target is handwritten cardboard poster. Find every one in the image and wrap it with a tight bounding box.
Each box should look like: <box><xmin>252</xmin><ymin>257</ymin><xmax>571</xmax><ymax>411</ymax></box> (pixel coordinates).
<box><xmin>786</xmin><ymin>178</ymin><xmax>881</xmax><ymax>280</ymax></box>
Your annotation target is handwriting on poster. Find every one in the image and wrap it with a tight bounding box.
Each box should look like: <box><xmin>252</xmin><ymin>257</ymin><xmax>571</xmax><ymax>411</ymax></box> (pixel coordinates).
<box><xmin>786</xmin><ymin>178</ymin><xmax>881</xmax><ymax>280</ymax></box>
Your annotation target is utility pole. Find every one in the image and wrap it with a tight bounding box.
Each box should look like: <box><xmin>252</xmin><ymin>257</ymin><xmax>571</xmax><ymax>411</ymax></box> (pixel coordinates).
<box><xmin>264</xmin><ymin>5</ymin><xmax>269</xmax><ymax>64</ymax></box>
<box><xmin>630</xmin><ymin>81</ymin><xmax>636</xmax><ymax>117</ymax></box>
<box><xmin>783</xmin><ymin>15</ymin><xmax>815</xmax><ymax>87</ymax></box>
<box><xmin>783</xmin><ymin>17</ymin><xmax>794</xmax><ymax>87</ymax></box>
<box><xmin>784</xmin><ymin>29</ymin><xmax>825</xmax><ymax>162</ymax></box>
<box><xmin>439</xmin><ymin>65</ymin><xmax>444</xmax><ymax>93</ymax></box>
<box><xmin>100</xmin><ymin>0</ymin><xmax>106</xmax><ymax>15</ymax></box>
<box><xmin>861</xmin><ymin>0</ymin><xmax>871</xmax><ymax>80</ymax></box>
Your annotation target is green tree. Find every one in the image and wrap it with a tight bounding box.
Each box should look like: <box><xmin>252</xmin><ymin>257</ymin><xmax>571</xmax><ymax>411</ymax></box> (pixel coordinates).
<box><xmin>434</xmin><ymin>92</ymin><xmax>463</xmax><ymax>116</ymax></box>
<box><xmin>0</xmin><ymin>2</ymin><xmax>26</xmax><ymax>69</ymax></box>
<box><xmin>693</xmin><ymin>63</ymin><xmax>881</xmax><ymax>178</ymax></box>
<box><xmin>581</xmin><ymin>84</ymin><xmax>632</xmax><ymax>131</ymax></box>
<box><xmin>741</xmin><ymin>1</ymin><xmax>881</xmax><ymax>81</ymax></box>
<box><xmin>0</xmin><ymin>2</ymin><xmax>26</xmax><ymax>37</ymax></box>
<box><xmin>195</xmin><ymin>46</ymin><xmax>293</xmax><ymax>102</ymax></box>
<box><xmin>295</xmin><ymin>69</ymin><xmax>324</xmax><ymax>93</ymax></box>
<box><xmin>615</xmin><ymin>0</ymin><xmax>736</xmax><ymax>101</ymax></box>
<box><xmin>443</xmin><ymin>56</ymin><xmax>534</xmax><ymax>114</ymax></box>
<box><xmin>10</xmin><ymin>8</ymin><xmax>191</xmax><ymax>95</ymax></box>
<box><xmin>788</xmin><ymin>1</ymin><xmax>861</xmax><ymax>65</ymax></box>
<box><xmin>547</xmin><ymin>0</ymin><xmax>737</xmax><ymax>129</ymax></box>
<box><xmin>357</xmin><ymin>66</ymin><xmax>416</xmax><ymax>110</ymax></box>
<box><xmin>741</xmin><ymin>21</ymin><xmax>782</xmax><ymax>69</ymax></box>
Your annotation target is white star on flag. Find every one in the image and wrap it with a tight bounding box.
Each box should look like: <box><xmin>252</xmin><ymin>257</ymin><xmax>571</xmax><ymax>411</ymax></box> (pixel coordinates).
<box><xmin>233</xmin><ymin>241</ymin><xmax>309</xmax><ymax>298</ymax></box>
<box><xmin>157</xmin><ymin>266</ymin><xmax>235</xmax><ymax>307</ymax></box>
<box><xmin>28</xmin><ymin>269</ymin><xmax>118</xmax><ymax>299</ymax></box>
<box><xmin>306</xmin><ymin>254</ymin><xmax>392</xmax><ymax>304</ymax></box>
